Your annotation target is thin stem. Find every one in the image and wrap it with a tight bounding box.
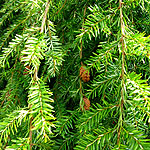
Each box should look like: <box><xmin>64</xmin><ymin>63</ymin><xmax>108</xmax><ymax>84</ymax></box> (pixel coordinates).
<box><xmin>80</xmin><ymin>5</ymin><xmax>87</xmax><ymax>60</ymax></box>
<box><xmin>56</xmin><ymin>0</ymin><xmax>67</xmax><ymax>15</ymax></box>
<box><xmin>79</xmin><ymin>5</ymin><xmax>87</xmax><ymax>109</ymax></box>
<box><xmin>117</xmin><ymin>0</ymin><xmax>125</xmax><ymax>146</ymax></box>
<box><xmin>29</xmin><ymin>117</ymin><xmax>33</xmax><ymax>150</ymax></box>
<box><xmin>41</xmin><ymin>0</ymin><xmax>50</xmax><ymax>33</ymax></box>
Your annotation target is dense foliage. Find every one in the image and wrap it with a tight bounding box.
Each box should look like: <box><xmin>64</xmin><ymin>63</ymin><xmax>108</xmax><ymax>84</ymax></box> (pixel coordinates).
<box><xmin>0</xmin><ymin>0</ymin><xmax>150</xmax><ymax>149</ymax></box>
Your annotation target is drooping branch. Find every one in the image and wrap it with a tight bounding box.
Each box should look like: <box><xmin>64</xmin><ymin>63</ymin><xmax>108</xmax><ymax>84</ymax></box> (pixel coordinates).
<box><xmin>41</xmin><ymin>0</ymin><xmax>50</xmax><ymax>33</ymax></box>
<box><xmin>117</xmin><ymin>0</ymin><xmax>125</xmax><ymax>145</ymax></box>
<box><xmin>79</xmin><ymin>5</ymin><xmax>87</xmax><ymax>110</ymax></box>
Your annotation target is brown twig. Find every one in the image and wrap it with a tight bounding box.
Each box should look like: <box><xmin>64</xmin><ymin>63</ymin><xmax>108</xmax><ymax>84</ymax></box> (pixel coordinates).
<box><xmin>79</xmin><ymin>5</ymin><xmax>87</xmax><ymax>110</ymax></box>
<box><xmin>41</xmin><ymin>0</ymin><xmax>50</xmax><ymax>33</ymax></box>
<box><xmin>29</xmin><ymin>116</ymin><xmax>33</xmax><ymax>150</ymax></box>
<box><xmin>56</xmin><ymin>0</ymin><xmax>67</xmax><ymax>15</ymax></box>
<box><xmin>117</xmin><ymin>0</ymin><xmax>125</xmax><ymax>145</ymax></box>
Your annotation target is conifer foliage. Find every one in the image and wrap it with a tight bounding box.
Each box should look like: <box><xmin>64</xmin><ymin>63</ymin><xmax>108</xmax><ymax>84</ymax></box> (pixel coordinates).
<box><xmin>0</xmin><ymin>0</ymin><xmax>150</xmax><ymax>149</ymax></box>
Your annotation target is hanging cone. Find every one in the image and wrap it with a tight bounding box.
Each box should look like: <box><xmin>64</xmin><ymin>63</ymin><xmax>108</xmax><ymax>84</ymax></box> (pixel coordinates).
<box><xmin>23</xmin><ymin>65</ymin><xmax>31</xmax><ymax>75</ymax></box>
<box><xmin>83</xmin><ymin>96</ymin><xmax>90</xmax><ymax>110</ymax></box>
<box><xmin>80</xmin><ymin>65</ymin><xmax>90</xmax><ymax>82</ymax></box>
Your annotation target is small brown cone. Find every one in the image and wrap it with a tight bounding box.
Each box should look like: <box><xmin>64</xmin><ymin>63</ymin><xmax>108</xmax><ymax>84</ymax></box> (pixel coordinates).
<box><xmin>23</xmin><ymin>65</ymin><xmax>31</xmax><ymax>75</ymax></box>
<box><xmin>83</xmin><ymin>96</ymin><xmax>90</xmax><ymax>110</ymax></box>
<box><xmin>80</xmin><ymin>66</ymin><xmax>90</xmax><ymax>82</ymax></box>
